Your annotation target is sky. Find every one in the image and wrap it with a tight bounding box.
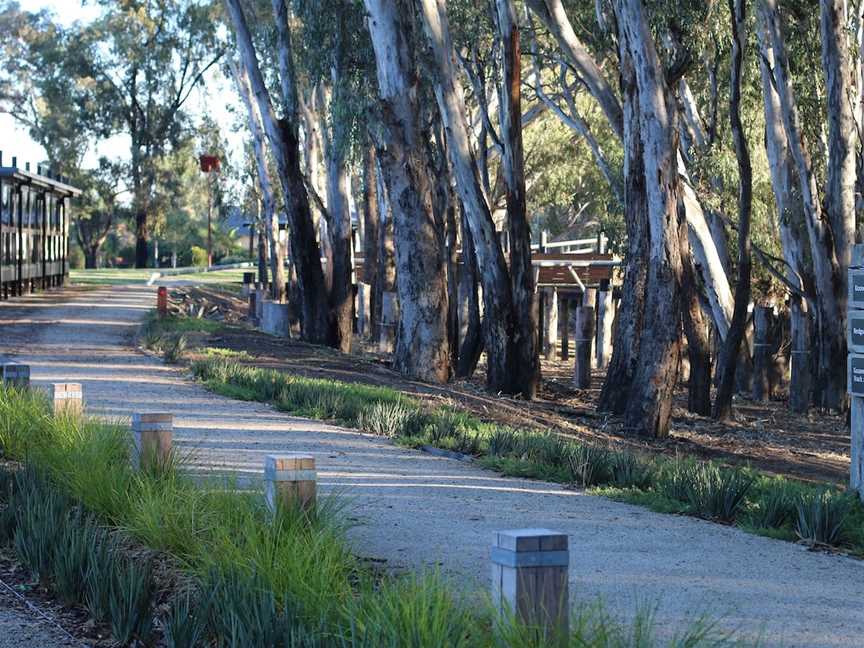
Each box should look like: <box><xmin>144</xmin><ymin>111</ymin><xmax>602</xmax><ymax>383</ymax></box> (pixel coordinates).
<box><xmin>2</xmin><ymin>0</ymin><xmax>244</xmax><ymax>195</ymax></box>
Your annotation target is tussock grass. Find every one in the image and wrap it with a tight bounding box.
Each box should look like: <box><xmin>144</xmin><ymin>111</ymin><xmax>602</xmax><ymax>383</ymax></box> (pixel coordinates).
<box><xmin>0</xmin><ymin>382</ymin><xmax>746</xmax><ymax>646</ymax></box>
<box><xmin>190</xmin><ymin>356</ymin><xmax>864</xmax><ymax>557</ymax></box>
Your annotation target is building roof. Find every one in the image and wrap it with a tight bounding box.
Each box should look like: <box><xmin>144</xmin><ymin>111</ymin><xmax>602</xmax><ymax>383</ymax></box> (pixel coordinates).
<box><xmin>0</xmin><ymin>166</ymin><xmax>81</xmax><ymax>197</ymax></box>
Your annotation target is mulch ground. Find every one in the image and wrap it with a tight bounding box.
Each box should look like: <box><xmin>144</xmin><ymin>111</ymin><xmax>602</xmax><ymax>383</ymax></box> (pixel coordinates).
<box><xmin>182</xmin><ymin>286</ymin><xmax>849</xmax><ymax>486</ymax></box>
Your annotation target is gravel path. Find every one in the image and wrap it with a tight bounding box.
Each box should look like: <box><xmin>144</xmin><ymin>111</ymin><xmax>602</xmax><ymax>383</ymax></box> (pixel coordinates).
<box><xmin>1</xmin><ymin>284</ymin><xmax>862</xmax><ymax>647</ymax></box>
<box><xmin>0</xmin><ymin>585</ymin><xmax>84</xmax><ymax>648</ymax></box>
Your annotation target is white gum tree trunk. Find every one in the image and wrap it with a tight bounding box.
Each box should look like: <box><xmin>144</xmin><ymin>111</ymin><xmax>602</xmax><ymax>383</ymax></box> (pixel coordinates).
<box><xmin>229</xmin><ymin>58</ymin><xmax>286</xmax><ymax>303</ymax></box>
<box><xmin>760</xmin><ymin>0</ymin><xmax>847</xmax><ymax>409</ymax></box>
<box><xmin>363</xmin><ymin>0</ymin><xmax>452</xmax><ymax>383</ymax></box>
<box><xmin>615</xmin><ymin>0</ymin><xmax>686</xmax><ymax>437</ymax></box>
<box><xmin>224</xmin><ymin>0</ymin><xmax>332</xmax><ymax>344</ymax></box>
<box><xmin>527</xmin><ymin>0</ymin><xmax>734</xmax><ymax>340</ymax></box>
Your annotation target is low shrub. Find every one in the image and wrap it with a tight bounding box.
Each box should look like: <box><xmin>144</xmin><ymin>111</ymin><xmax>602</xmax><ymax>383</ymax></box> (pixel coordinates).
<box><xmin>162</xmin><ymin>333</ymin><xmax>188</xmax><ymax>364</ymax></box>
<box><xmin>163</xmin><ymin>588</ymin><xmax>210</xmax><ymax>648</ymax></box>
<box><xmin>108</xmin><ymin>556</ymin><xmax>155</xmax><ymax>644</ymax></box>
<box><xmin>610</xmin><ymin>451</ymin><xmax>655</xmax><ymax>490</ymax></box>
<box><xmin>795</xmin><ymin>490</ymin><xmax>850</xmax><ymax>547</ymax></box>
<box><xmin>357</xmin><ymin>401</ymin><xmax>417</xmax><ymax>437</ymax></box>
<box><xmin>567</xmin><ymin>444</ymin><xmax>613</xmax><ymax>488</ymax></box>
<box><xmin>684</xmin><ymin>464</ymin><xmax>754</xmax><ymax>523</ymax></box>
<box><xmin>746</xmin><ymin>481</ymin><xmax>797</xmax><ymax>530</ymax></box>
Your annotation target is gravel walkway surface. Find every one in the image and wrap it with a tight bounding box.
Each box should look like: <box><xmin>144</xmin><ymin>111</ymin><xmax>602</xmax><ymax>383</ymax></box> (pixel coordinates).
<box><xmin>0</xmin><ymin>284</ymin><xmax>862</xmax><ymax>647</ymax></box>
<box><xmin>0</xmin><ymin>584</ymin><xmax>84</xmax><ymax>648</ymax></box>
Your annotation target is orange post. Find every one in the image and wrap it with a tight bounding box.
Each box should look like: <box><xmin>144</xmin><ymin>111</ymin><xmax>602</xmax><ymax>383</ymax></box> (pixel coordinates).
<box><xmin>157</xmin><ymin>286</ymin><xmax>168</xmax><ymax>317</ymax></box>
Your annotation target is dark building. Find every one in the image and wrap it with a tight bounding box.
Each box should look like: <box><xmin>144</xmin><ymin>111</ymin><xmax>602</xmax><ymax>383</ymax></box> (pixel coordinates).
<box><xmin>0</xmin><ymin>154</ymin><xmax>80</xmax><ymax>299</ymax></box>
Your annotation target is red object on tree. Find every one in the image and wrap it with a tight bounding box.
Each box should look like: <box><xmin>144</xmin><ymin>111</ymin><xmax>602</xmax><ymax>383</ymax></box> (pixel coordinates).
<box><xmin>199</xmin><ymin>155</ymin><xmax>221</xmax><ymax>172</ymax></box>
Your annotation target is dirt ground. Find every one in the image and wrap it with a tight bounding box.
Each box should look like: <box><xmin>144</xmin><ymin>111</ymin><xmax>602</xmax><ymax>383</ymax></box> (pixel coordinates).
<box><xmin>184</xmin><ymin>286</ymin><xmax>849</xmax><ymax>486</ymax></box>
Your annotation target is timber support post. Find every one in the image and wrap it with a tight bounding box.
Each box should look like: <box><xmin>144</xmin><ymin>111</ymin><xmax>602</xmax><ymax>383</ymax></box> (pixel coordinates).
<box><xmin>379</xmin><ymin>290</ymin><xmax>398</xmax><ymax>353</ymax></box>
<box><xmin>264</xmin><ymin>454</ymin><xmax>316</xmax><ymax>514</ymax></box>
<box><xmin>560</xmin><ymin>298</ymin><xmax>570</xmax><ymax>361</ymax></box>
<box><xmin>596</xmin><ymin>279</ymin><xmax>614</xmax><ymax>370</ymax></box>
<box><xmin>491</xmin><ymin>528</ymin><xmax>569</xmax><ymax>640</ymax></box>
<box><xmin>582</xmin><ymin>288</ymin><xmax>598</xmax><ymax>368</ymax></box>
<box><xmin>752</xmin><ymin>305</ymin><xmax>772</xmax><ymax>401</ymax></box>
<box><xmin>2</xmin><ymin>363</ymin><xmax>30</xmax><ymax>389</ymax></box>
<box><xmin>131</xmin><ymin>413</ymin><xmax>173</xmax><ymax>472</ymax></box>
<box><xmin>789</xmin><ymin>294</ymin><xmax>812</xmax><ymax>412</ymax></box>
<box><xmin>543</xmin><ymin>288</ymin><xmax>558</xmax><ymax>360</ymax></box>
<box><xmin>573</xmin><ymin>306</ymin><xmax>594</xmax><ymax>388</ymax></box>
<box><xmin>357</xmin><ymin>282</ymin><xmax>371</xmax><ymax>337</ymax></box>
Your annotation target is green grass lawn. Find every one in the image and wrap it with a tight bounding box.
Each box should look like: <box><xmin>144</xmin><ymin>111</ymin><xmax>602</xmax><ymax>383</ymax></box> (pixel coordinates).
<box><xmin>70</xmin><ymin>267</ymin><xmax>249</xmax><ymax>287</ymax></box>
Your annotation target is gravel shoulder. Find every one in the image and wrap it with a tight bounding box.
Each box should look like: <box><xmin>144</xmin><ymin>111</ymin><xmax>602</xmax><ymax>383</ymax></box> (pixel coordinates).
<box><xmin>0</xmin><ymin>284</ymin><xmax>862</xmax><ymax>647</ymax></box>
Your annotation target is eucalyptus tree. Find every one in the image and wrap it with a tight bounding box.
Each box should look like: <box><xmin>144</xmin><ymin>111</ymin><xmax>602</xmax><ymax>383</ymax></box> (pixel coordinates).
<box><xmin>757</xmin><ymin>0</ymin><xmax>857</xmax><ymax>410</ymax></box>
<box><xmin>363</xmin><ymin>0</ymin><xmax>452</xmax><ymax>383</ymax></box>
<box><xmin>223</xmin><ymin>0</ymin><xmax>334</xmax><ymax>346</ymax></box>
<box><xmin>86</xmin><ymin>0</ymin><xmax>224</xmax><ymax>268</ymax></box>
<box><xmin>228</xmin><ymin>57</ymin><xmax>286</xmax><ymax>301</ymax></box>
<box><xmin>0</xmin><ymin>2</ymin><xmax>116</xmax><ymax>266</ymax></box>
<box><xmin>293</xmin><ymin>0</ymin><xmax>372</xmax><ymax>353</ymax></box>
<box><xmin>418</xmin><ymin>0</ymin><xmax>539</xmax><ymax>397</ymax></box>
<box><xmin>713</xmin><ymin>0</ymin><xmax>753</xmax><ymax>421</ymax></box>
<box><xmin>525</xmin><ymin>0</ymin><xmax>735</xmax><ymax>346</ymax></box>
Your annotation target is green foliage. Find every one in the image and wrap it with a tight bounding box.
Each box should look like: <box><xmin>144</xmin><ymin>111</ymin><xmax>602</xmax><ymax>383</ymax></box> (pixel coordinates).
<box><xmin>191</xmin><ymin>245</ymin><xmax>209</xmax><ymax>268</ymax></box>
<box><xmin>164</xmin><ymin>589</ymin><xmax>210</xmax><ymax>648</ymax></box>
<box><xmin>795</xmin><ymin>491</ymin><xmax>850</xmax><ymax>547</ymax></box>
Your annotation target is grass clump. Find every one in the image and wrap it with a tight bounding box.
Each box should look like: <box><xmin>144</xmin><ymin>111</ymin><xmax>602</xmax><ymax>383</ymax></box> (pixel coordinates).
<box><xmin>795</xmin><ymin>490</ymin><xmax>850</xmax><ymax>547</ymax></box>
<box><xmin>0</xmin><ymin>376</ymin><xmax>752</xmax><ymax>647</ymax></box>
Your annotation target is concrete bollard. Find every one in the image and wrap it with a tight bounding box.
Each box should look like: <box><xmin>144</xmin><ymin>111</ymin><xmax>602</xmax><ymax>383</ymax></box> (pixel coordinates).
<box><xmin>157</xmin><ymin>286</ymin><xmax>168</xmax><ymax>317</ymax></box>
<box><xmin>262</xmin><ymin>301</ymin><xmax>291</xmax><ymax>337</ymax></box>
<box><xmin>48</xmin><ymin>383</ymin><xmax>83</xmax><ymax>415</ymax></box>
<box><xmin>264</xmin><ymin>454</ymin><xmax>316</xmax><ymax>514</ymax></box>
<box><xmin>2</xmin><ymin>363</ymin><xmax>30</xmax><ymax>389</ymax></box>
<box><xmin>492</xmin><ymin>528</ymin><xmax>569</xmax><ymax>638</ymax></box>
<box><xmin>131</xmin><ymin>413</ymin><xmax>173</xmax><ymax>471</ymax></box>
<box><xmin>573</xmin><ymin>306</ymin><xmax>594</xmax><ymax>388</ymax></box>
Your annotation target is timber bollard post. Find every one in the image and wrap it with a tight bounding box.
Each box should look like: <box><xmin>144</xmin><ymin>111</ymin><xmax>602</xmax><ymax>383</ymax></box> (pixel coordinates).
<box><xmin>752</xmin><ymin>306</ymin><xmax>773</xmax><ymax>401</ymax></box>
<box><xmin>264</xmin><ymin>454</ymin><xmax>317</xmax><ymax>514</ymax></box>
<box><xmin>491</xmin><ymin>528</ymin><xmax>569</xmax><ymax>639</ymax></box>
<box><xmin>543</xmin><ymin>288</ymin><xmax>558</xmax><ymax>360</ymax></box>
<box><xmin>789</xmin><ymin>294</ymin><xmax>812</xmax><ymax>413</ymax></box>
<box><xmin>48</xmin><ymin>383</ymin><xmax>83</xmax><ymax>415</ymax></box>
<box><xmin>559</xmin><ymin>297</ymin><xmax>570</xmax><ymax>361</ymax></box>
<box><xmin>131</xmin><ymin>413</ymin><xmax>173</xmax><ymax>471</ymax></box>
<box><xmin>573</xmin><ymin>306</ymin><xmax>594</xmax><ymax>388</ymax></box>
<box><xmin>2</xmin><ymin>363</ymin><xmax>30</xmax><ymax>389</ymax></box>
<box><xmin>156</xmin><ymin>286</ymin><xmax>168</xmax><ymax>318</ymax></box>
<box><xmin>248</xmin><ymin>290</ymin><xmax>259</xmax><ymax>326</ymax></box>
<box><xmin>595</xmin><ymin>279</ymin><xmax>614</xmax><ymax>369</ymax></box>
